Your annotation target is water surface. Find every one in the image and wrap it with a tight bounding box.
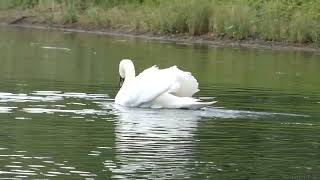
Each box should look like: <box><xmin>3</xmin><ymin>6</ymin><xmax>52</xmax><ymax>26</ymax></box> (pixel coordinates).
<box><xmin>0</xmin><ymin>26</ymin><xmax>319</xmax><ymax>179</ymax></box>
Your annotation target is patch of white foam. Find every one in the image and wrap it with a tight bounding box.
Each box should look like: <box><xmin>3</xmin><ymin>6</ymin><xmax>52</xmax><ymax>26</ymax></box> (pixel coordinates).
<box><xmin>28</xmin><ymin>165</ymin><xmax>45</xmax><ymax>168</ymax></box>
<box><xmin>0</xmin><ymin>91</ymin><xmax>108</xmax><ymax>104</ymax></box>
<box><xmin>97</xmin><ymin>146</ymin><xmax>112</xmax><ymax>149</ymax></box>
<box><xmin>60</xmin><ymin>166</ymin><xmax>76</xmax><ymax>170</ymax></box>
<box><xmin>0</xmin><ymin>155</ymin><xmax>24</xmax><ymax>157</ymax></box>
<box><xmin>15</xmin><ymin>117</ymin><xmax>31</xmax><ymax>120</ymax></box>
<box><xmin>47</xmin><ymin>171</ymin><xmax>66</xmax><ymax>175</ymax></box>
<box><xmin>41</xmin><ymin>46</ymin><xmax>71</xmax><ymax>51</ymax></box>
<box><xmin>88</xmin><ymin>154</ymin><xmax>99</xmax><ymax>156</ymax></box>
<box><xmin>281</xmin><ymin>122</ymin><xmax>313</xmax><ymax>126</ymax></box>
<box><xmin>5</xmin><ymin>165</ymin><xmax>22</xmax><ymax>168</ymax></box>
<box><xmin>0</xmin><ymin>92</ymin><xmax>62</xmax><ymax>103</ymax></box>
<box><xmin>0</xmin><ymin>107</ymin><xmax>17</xmax><ymax>113</ymax></box>
<box><xmin>70</xmin><ymin>170</ymin><xmax>92</xmax><ymax>174</ymax></box>
<box><xmin>22</xmin><ymin>108</ymin><xmax>108</xmax><ymax>115</ymax></box>
<box><xmin>32</xmin><ymin>91</ymin><xmax>109</xmax><ymax>100</ymax></box>
<box><xmin>15</xmin><ymin>151</ymin><xmax>27</xmax><ymax>153</ymax></box>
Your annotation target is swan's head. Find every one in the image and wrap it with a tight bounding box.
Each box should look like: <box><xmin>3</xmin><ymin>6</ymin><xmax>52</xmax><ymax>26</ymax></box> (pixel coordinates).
<box><xmin>119</xmin><ymin>59</ymin><xmax>135</xmax><ymax>87</ymax></box>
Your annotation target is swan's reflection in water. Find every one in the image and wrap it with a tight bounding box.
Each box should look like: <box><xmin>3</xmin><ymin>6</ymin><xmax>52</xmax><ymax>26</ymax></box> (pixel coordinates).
<box><xmin>111</xmin><ymin>106</ymin><xmax>201</xmax><ymax>179</ymax></box>
<box><xmin>104</xmin><ymin>103</ymin><xmax>306</xmax><ymax>179</ymax></box>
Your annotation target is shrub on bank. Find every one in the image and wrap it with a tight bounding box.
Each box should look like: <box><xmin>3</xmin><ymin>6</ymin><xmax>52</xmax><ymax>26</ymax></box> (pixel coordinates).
<box><xmin>1</xmin><ymin>0</ymin><xmax>320</xmax><ymax>45</ymax></box>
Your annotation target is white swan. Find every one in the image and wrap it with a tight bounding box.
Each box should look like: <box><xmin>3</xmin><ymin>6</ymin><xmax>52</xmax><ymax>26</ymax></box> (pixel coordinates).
<box><xmin>115</xmin><ymin>59</ymin><xmax>216</xmax><ymax>109</ymax></box>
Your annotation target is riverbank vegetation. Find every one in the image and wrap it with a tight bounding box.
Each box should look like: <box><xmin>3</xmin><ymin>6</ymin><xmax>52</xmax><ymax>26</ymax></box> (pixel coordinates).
<box><xmin>1</xmin><ymin>0</ymin><xmax>320</xmax><ymax>45</ymax></box>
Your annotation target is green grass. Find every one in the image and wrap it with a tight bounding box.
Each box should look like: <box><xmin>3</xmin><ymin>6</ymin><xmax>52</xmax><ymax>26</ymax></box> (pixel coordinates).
<box><xmin>1</xmin><ymin>0</ymin><xmax>320</xmax><ymax>45</ymax></box>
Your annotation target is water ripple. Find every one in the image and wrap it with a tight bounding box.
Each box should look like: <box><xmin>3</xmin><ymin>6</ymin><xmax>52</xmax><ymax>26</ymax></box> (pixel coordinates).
<box><xmin>0</xmin><ymin>147</ymin><xmax>96</xmax><ymax>178</ymax></box>
<box><xmin>0</xmin><ymin>106</ymin><xmax>17</xmax><ymax>113</ymax></box>
<box><xmin>0</xmin><ymin>90</ymin><xmax>309</xmax><ymax>120</ymax></box>
<box><xmin>0</xmin><ymin>89</ymin><xmax>315</xmax><ymax>179</ymax></box>
<box><xmin>22</xmin><ymin>108</ymin><xmax>108</xmax><ymax>115</ymax></box>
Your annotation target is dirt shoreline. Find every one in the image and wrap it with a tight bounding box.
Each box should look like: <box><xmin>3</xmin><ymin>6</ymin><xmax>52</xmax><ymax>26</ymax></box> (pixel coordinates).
<box><xmin>1</xmin><ymin>21</ymin><xmax>320</xmax><ymax>53</ymax></box>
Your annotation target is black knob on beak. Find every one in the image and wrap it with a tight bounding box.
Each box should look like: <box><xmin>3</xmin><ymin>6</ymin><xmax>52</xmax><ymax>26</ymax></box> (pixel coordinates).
<box><xmin>119</xmin><ymin>77</ymin><xmax>124</xmax><ymax>88</ymax></box>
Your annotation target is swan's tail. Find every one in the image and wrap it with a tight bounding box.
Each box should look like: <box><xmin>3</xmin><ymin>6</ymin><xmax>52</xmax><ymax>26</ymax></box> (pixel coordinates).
<box><xmin>151</xmin><ymin>93</ymin><xmax>217</xmax><ymax>109</ymax></box>
<box><xmin>183</xmin><ymin>101</ymin><xmax>217</xmax><ymax>110</ymax></box>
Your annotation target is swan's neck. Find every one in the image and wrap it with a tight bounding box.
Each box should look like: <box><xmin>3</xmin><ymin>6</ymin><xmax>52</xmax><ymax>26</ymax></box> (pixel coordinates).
<box><xmin>123</xmin><ymin>65</ymin><xmax>135</xmax><ymax>84</ymax></box>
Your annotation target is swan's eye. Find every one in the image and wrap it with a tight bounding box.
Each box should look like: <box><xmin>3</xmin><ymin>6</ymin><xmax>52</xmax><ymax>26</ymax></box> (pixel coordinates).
<box><xmin>119</xmin><ymin>77</ymin><xmax>124</xmax><ymax>88</ymax></box>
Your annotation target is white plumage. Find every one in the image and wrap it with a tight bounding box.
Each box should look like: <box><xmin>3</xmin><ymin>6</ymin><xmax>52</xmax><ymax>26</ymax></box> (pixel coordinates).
<box><xmin>115</xmin><ymin>59</ymin><xmax>216</xmax><ymax>109</ymax></box>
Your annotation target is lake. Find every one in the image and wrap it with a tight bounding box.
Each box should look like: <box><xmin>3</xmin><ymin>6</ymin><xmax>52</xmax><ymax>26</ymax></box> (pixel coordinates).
<box><xmin>0</xmin><ymin>26</ymin><xmax>319</xmax><ymax>179</ymax></box>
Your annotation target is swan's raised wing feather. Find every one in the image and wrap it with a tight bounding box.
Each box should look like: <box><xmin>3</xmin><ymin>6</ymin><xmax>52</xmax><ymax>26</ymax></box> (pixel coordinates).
<box><xmin>161</xmin><ymin>66</ymin><xmax>199</xmax><ymax>97</ymax></box>
<box><xmin>124</xmin><ymin>66</ymin><xmax>176</xmax><ymax>106</ymax></box>
<box><xmin>122</xmin><ymin>65</ymin><xmax>199</xmax><ymax>107</ymax></box>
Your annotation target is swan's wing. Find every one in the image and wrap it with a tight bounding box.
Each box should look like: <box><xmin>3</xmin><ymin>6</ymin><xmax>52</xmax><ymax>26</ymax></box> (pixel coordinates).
<box><xmin>161</xmin><ymin>66</ymin><xmax>199</xmax><ymax>97</ymax></box>
<box><xmin>123</xmin><ymin>65</ymin><xmax>199</xmax><ymax>107</ymax></box>
<box><xmin>124</xmin><ymin>66</ymin><xmax>176</xmax><ymax>106</ymax></box>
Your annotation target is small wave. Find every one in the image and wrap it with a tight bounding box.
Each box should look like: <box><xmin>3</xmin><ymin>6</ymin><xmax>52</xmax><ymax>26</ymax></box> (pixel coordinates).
<box><xmin>41</xmin><ymin>46</ymin><xmax>71</xmax><ymax>51</ymax></box>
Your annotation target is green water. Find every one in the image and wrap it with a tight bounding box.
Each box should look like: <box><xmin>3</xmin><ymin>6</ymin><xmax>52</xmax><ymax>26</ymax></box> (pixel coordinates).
<box><xmin>0</xmin><ymin>26</ymin><xmax>319</xmax><ymax>179</ymax></box>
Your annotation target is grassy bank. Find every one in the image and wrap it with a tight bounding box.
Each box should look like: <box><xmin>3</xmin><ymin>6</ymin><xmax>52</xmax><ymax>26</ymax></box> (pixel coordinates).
<box><xmin>1</xmin><ymin>0</ymin><xmax>320</xmax><ymax>45</ymax></box>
